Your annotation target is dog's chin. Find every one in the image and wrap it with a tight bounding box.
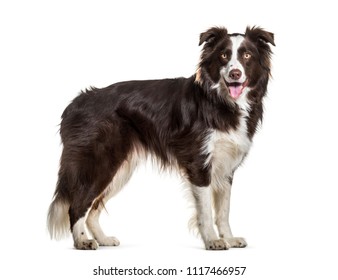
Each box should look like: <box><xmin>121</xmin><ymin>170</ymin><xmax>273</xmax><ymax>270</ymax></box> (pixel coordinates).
<box><xmin>225</xmin><ymin>80</ymin><xmax>248</xmax><ymax>100</ymax></box>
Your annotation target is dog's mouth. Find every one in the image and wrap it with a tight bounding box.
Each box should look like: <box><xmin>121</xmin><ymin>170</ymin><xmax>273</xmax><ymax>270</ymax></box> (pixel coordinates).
<box><xmin>226</xmin><ymin>80</ymin><xmax>248</xmax><ymax>99</ymax></box>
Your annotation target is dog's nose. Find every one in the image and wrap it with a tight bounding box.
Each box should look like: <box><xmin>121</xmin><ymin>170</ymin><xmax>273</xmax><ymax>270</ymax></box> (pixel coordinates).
<box><xmin>229</xmin><ymin>69</ymin><xmax>242</xmax><ymax>80</ymax></box>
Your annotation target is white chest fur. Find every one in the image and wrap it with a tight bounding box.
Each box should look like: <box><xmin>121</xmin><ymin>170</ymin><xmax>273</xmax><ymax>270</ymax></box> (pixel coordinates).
<box><xmin>204</xmin><ymin>97</ymin><xmax>252</xmax><ymax>189</ymax></box>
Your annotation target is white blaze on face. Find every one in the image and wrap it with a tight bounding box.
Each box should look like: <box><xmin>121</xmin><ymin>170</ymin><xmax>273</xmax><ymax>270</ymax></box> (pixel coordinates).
<box><xmin>225</xmin><ymin>35</ymin><xmax>246</xmax><ymax>84</ymax></box>
<box><xmin>221</xmin><ymin>35</ymin><xmax>248</xmax><ymax>100</ymax></box>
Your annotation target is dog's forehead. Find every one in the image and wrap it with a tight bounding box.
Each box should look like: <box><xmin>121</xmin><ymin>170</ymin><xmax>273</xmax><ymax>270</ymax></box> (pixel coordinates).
<box><xmin>219</xmin><ymin>33</ymin><xmax>245</xmax><ymax>48</ymax></box>
<box><xmin>225</xmin><ymin>34</ymin><xmax>245</xmax><ymax>50</ymax></box>
<box><xmin>227</xmin><ymin>33</ymin><xmax>257</xmax><ymax>51</ymax></box>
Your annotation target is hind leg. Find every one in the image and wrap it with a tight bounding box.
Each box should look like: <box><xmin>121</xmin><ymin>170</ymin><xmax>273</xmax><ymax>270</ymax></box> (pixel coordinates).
<box><xmin>69</xmin><ymin>185</ymin><xmax>113</xmax><ymax>250</ymax></box>
<box><xmin>86</xmin><ymin>200</ymin><xmax>120</xmax><ymax>246</ymax></box>
<box><xmin>86</xmin><ymin>154</ymin><xmax>138</xmax><ymax>246</ymax></box>
<box><xmin>72</xmin><ymin>214</ymin><xmax>99</xmax><ymax>250</ymax></box>
<box><xmin>68</xmin><ymin>172</ymin><xmax>117</xmax><ymax>250</ymax></box>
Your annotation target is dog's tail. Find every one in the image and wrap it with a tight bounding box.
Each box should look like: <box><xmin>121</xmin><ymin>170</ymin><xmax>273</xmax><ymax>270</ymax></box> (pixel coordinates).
<box><xmin>47</xmin><ymin>191</ymin><xmax>70</xmax><ymax>240</ymax></box>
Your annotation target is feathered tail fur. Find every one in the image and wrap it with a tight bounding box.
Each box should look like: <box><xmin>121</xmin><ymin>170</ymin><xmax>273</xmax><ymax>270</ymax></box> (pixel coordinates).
<box><xmin>47</xmin><ymin>195</ymin><xmax>70</xmax><ymax>240</ymax></box>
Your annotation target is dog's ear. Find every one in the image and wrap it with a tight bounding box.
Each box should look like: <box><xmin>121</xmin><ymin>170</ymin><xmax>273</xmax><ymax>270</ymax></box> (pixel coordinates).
<box><xmin>245</xmin><ymin>26</ymin><xmax>275</xmax><ymax>46</ymax></box>
<box><xmin>199</xmin><ymin>27</ymin><xmax>228</xmax><ymax>46</ymax></box>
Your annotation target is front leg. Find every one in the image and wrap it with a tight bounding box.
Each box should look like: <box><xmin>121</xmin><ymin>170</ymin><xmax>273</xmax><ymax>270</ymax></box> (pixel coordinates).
<box><xmin>213</xmin><ymin>177</ymin><xmax>247</xmax><ymax>248</ymax></box>
<box><xmin>191</xmin><ymin>185</ymin><xmax>230</xmax><ymax>250</ymax></box>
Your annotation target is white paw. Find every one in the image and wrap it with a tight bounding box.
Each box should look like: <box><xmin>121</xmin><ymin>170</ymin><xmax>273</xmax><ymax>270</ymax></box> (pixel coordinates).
<box><xmin>74</xmin><ymin>239</ymin><xmax>99</xmax><ymax>250</ymax></box>
<box><xmin>205</xmin><ymin>239</ymin><xmax>231</xmax><ymax>250</ymax></box>
<box><xmin>97</xmin><ymin>236</ymin><xmax>120</xmax><ymax>246</ymax></box>
<box><xmin>223</xmin><ymin>237</ymin><xmax>247</xmax><ymax>248</ymax></box>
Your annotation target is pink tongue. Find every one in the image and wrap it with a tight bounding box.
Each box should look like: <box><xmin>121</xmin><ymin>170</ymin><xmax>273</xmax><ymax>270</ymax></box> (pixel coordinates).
<box><xmin>229</xmin><ymin>85</ymin><xmax>243</xmax><ymax>99</ymax></box>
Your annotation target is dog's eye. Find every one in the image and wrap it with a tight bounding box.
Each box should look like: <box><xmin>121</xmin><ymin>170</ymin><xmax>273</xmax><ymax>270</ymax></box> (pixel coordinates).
<box><xmin>243</xmin><ymin>52</ymin><xmax>251</xmax><ymax>60</ymax></box>
<box><xmin>221</xmin><ymin>53</ymin><xmax>227</xmax><ymax>59</ymax></box>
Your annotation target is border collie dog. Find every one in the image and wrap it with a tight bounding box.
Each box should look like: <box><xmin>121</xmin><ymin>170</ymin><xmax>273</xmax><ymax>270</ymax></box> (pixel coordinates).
<box><xmin>48</xmin><ymin>26</ymin><xmax>274</xmax><ymax>250</ymax></box>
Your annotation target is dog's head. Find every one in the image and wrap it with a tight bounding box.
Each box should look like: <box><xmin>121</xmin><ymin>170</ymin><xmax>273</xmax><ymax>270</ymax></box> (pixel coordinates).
<box><xmin>196</xmin><ymin>26</ymin><xmax>275</xmax><ymax>104</ymax></box>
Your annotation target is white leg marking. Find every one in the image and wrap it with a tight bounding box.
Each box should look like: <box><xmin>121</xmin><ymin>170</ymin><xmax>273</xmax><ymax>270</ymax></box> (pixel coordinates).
<box><xmin>191</xmin><ymin>185</ymin><xmax>230</xmax><ymax>250</ymax></box>
<box><xmin>73</xmin><ymin>217</ymin><xmax>98</xmax><ymax>250</ymax></box>
<box><xmin>213</xmin><ymin>184</ymin><xmax>233</xmax><ymax>238</ymax></box>
<box><xmin>86</xmin><ymin>204</ymin><xmax>120</xmax><ymax>246</ymax></box>
<box><xmin>213</xmin><ymin>186</ymin><xmax>247</xmax><ymax>248</ymax></box>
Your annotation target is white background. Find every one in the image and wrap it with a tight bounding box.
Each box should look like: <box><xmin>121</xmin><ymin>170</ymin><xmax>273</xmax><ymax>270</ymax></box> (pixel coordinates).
<box><xmin>1</xmin><ymin>0</ymin><xmax>338</xmax><ymax>279</ymax></box>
